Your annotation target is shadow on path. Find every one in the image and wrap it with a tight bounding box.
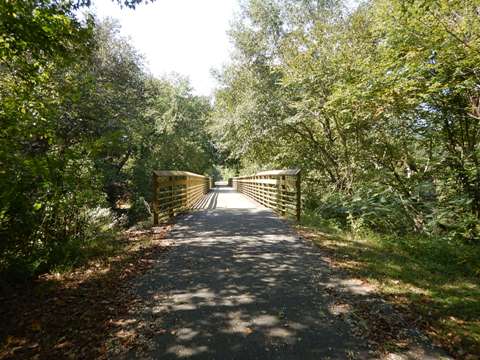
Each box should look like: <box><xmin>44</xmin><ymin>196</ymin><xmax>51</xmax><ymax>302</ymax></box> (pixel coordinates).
<box><xmin>126</xmin><ymin>208</ymin><xmax>368</xmax><ymax>359</ymax></box>
<box><xmin>192</xmin><ymin>191</ymin><xmax>219</xmax><ymax>210</ymax></box>
<box><xmin>108</xmin><ymin>189</ymin><xmax>450</xmax><ymax>359</ymax></box>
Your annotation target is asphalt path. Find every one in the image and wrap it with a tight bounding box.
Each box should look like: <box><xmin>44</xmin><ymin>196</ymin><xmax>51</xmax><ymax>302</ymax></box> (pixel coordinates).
<box><xmin>121</xmin><ymin>187</ymin><xmax>450</xmax><ymax>360</ymax></box>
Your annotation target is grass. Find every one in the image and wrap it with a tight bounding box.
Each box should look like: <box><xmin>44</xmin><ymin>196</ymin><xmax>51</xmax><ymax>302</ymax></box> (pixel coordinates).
<box><xmin>298</xmin><ymin>212</ymin><xmax>480</xmax><ymax>359</ymax></box>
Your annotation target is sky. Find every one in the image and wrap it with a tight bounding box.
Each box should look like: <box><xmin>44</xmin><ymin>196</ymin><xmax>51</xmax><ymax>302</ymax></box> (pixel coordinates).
<box><xmin>92</xmin><ymin>0</ymin><xmax>239</xmax><ymax>96</ymax></box>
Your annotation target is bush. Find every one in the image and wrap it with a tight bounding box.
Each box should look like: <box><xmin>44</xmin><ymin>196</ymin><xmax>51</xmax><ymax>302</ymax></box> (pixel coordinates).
<box><xmin>308</xmin><ymin>184</ymin><xmax>420</xmax><ymax>235</ymax></box>
<box><xmin>0</xmin><ymin>161</ymin><xmax>113</xmax><ymax>281</ymax></box>
<box><xmin>128</xmin><ymin>196</ymin><xmax>152</xmax><ymax>226</ymax></box>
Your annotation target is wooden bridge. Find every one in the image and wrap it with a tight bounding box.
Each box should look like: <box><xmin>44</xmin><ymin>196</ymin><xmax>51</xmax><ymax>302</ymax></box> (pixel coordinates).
<box><xmin>152</xmin><ymin>169</ymin><xmax>302</xmax><ymax>225</ymax></box>
<box><xmin>124</xmin><ymin>169</ymin><xmax>451</xmax><ymax>359</ymax></box>
<box><xmin>136</xmin><ymin>169</ymin><xmax>377</xmax><ymax>359</ymax></box>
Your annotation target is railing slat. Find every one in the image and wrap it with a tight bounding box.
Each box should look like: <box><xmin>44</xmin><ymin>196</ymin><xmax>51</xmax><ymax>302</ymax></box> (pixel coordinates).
<box><xmin>152</xmin><ymin>171</ymin><xmax>211</xmax><ymax>225</ymax></box>
<box><xmin>232</xmin><ymin>169</ymin><xmax>301</xmax><ymax>221</ymax></box>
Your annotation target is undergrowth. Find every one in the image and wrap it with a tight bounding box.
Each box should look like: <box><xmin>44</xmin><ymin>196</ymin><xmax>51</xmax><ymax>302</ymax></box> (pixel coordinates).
<box><xmin>299</xmin><ymin>211</ymin><xmax>480</xmax><ymax>358</ymax></box>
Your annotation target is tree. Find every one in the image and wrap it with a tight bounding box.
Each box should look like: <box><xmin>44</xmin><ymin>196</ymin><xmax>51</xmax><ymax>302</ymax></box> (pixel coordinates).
<box><xmin>211</xmin><ymin>0</ymin><xmax>480</xmax><ymax>240</ymax></box>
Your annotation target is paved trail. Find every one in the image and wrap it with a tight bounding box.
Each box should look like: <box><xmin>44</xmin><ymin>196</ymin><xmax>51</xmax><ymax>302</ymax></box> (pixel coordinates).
<box><xmin>120</xmin><ymin>188</ymin><xmax>448</xmax><ymax>359</ymax></box>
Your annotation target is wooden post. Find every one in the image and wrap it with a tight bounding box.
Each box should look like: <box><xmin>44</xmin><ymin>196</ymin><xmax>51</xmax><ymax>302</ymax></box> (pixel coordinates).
<box><xmin>152</xmin><ymin>173</ymin><xmax>159</xmax><ymax>225</ymax></box>
<box><xmin>185</xmin><ymin>175</ymin><xmax>189</xmax><ymax>208</ymax></box>
<box><xmin>296</xmin><ymin>171</ymin><xmax>301</xmax><ymax>222</ymax></box>
<box><xmin>277</xmin><ymin>175</ymin><xmax>281</xmax><ymax>214</ymax></box>
<box><xmin>170</xmin><ymin>176</ymin><xmax>174</xmax><ymax>217</ymax></box>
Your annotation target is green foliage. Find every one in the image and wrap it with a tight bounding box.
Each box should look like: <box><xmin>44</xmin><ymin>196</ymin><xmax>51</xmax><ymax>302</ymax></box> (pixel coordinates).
<box><xmin>1</xmin><ymin>0</ymin><xmax>99</xmax><ymax>279</ymax></box>
<box><xmin>212</xmin><ymin>0</ymin><xmax>480</xmax><ymax>242</ymax></box>
<box><xmin>128</xmin><ymin>197</ymin><xmax>152</xmax><ymax>225</ymax></box>
<box><xmin>0</xmin><ymin>0</ymin><xmax>216</xmax><ymax>280</ymax></box>
<box><xmin>127</xmin><ymin>75</ymin><xmax>216</xmax><ymax>223</ymax></box>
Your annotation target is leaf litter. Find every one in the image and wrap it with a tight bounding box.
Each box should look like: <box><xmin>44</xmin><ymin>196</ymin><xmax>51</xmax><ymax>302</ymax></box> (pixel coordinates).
<box><xmin>0</xmin><ymin>224</ymin><xmax>172</xmax><ymax>359</ymax></box>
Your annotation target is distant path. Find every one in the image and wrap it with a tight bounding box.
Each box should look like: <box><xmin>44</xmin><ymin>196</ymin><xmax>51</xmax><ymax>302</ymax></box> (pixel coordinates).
<box><xmin>118</xmin><ymin>187</ymin><xmax>449</xmax><ymax>359</ymax></box>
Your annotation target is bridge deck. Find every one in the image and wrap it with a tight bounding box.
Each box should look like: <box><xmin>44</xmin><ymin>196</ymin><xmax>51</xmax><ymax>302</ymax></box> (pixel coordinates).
<box><xmin>120</xmin><ymin>187</ymin><xmax>448</xmax><ymax>359</ymax></box>
<box><xmin>191</xmin><ymin>186</ymin><xmax>260</xmax><ymax>210</ymax></box>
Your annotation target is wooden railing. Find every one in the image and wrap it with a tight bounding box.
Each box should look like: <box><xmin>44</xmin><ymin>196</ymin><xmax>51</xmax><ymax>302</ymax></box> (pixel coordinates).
<box><xmin>232</xmin><ymin>169</ymin><xmax>301</xmax><ymax>220</ymax></box>
<box><xmin>152</xmin><ymin>170</ymin><xmax>211</xmax><ymax>225</ymax></box>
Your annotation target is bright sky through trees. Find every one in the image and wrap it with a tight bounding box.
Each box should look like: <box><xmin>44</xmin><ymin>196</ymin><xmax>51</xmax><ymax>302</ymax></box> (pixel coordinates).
<box><xmin>92</xmin><ymin>0</ymin><xmax>238</xmax><ymax>96</ymax></box>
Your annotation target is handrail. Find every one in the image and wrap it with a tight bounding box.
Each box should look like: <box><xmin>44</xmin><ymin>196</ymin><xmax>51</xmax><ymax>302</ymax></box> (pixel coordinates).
<box><xmin>232</xmin><ymin>169</ymin><xmax>301</xmax><ymax>221</ymax></box>
<box><xmin>152</xmin><ymin>170</ymin><xmax>211</xmax><ymax>225</ymax></box>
